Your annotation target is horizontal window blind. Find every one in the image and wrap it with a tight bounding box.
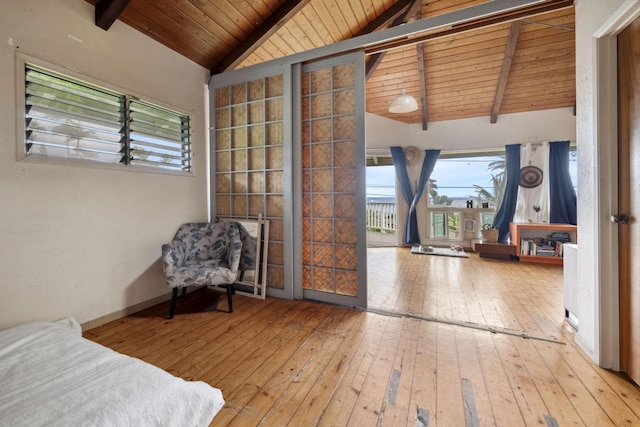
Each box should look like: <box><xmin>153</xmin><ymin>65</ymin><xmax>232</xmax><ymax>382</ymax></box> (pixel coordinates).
<box><xmin>24</xmin><ymin>64</ymin><xmax>191</xmax><ymax>172</ymax></box>
<box><xmin>25</xmin><ymin>67</ymin><xmax>123</xmax><ymax>163</ymax></box>
<box><xmin>129</xmin><ymin>100</ymin><xmax>191</xmax><ymax>170</ymax></box>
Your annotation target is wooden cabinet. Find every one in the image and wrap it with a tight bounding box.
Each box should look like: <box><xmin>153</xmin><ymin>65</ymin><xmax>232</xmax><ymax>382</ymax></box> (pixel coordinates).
<box><xmin>509</xmin><ymin>222</ymin><xmax>577</xmax><ymax>265</ymax></box>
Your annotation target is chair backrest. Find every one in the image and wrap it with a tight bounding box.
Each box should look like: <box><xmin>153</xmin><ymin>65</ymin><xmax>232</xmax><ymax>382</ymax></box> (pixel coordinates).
<box><xmin>174</xmin><ymin>222</ymin><xmax>235</xmax><ymax>262</ymax></box>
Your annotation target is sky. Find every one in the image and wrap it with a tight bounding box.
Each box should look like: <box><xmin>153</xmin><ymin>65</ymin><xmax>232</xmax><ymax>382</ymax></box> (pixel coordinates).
<box><xmin>366</xmin><ymin>157</ymin><xmax>503</xmax><ymax>200</ymax></box>
<box><xmin>366</xmin><ymin>155</ymin><xmax>578</xmax><ymax>200</ymax></box>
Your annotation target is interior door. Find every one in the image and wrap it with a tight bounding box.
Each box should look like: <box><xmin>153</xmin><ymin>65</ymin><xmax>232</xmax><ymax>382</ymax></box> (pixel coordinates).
<box><xmin>299</xmin><ymin>53</ymin><xmax>367</xmax><ymax>308</ymax></box>
<box><xmin>618</xmin><ymin>15</ymin><xmax>640</xmax><ymax>385</ymax></box>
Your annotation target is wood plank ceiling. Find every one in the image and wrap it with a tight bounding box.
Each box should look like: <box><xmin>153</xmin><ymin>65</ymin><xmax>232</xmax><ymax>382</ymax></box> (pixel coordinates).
<box><xmin>87</xmin><ymin>0</ymin><xmax>575</xmax><ymax>126</ymax></box>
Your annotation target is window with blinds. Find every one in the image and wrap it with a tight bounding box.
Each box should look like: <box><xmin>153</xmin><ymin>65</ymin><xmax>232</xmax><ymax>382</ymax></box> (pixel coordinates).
<box><xmin>24</xmin><ymin>65</ymin><xmax>191</xmax><ymax>172</ymax></box>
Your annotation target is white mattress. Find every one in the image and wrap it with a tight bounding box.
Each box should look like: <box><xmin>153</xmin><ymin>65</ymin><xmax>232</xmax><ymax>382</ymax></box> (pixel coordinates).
<box><xmin>0</xmin><ymin>318</ymin><xmax>224</xmax><ymax>426</ymax></box>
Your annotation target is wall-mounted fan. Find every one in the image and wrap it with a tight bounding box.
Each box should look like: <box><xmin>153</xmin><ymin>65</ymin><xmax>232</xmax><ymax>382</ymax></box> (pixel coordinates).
<box><xmin>404</xmin><ymin>146</ymin><xmax>421</xmax><ymax>166</ymax></box>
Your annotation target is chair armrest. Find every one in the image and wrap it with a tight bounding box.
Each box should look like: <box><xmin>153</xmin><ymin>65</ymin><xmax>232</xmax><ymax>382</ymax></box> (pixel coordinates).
<box><xmin>162</xmin><ymin>240</ymin><xmax>188</xmax><ymax>279</ymax></box>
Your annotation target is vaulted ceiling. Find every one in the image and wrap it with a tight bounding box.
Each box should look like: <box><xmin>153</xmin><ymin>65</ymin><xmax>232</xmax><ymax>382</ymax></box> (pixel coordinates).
<box><xmin>87</xmin><ymin>0</ymin><xmax>575</xmax><ymax>127</ymax></box>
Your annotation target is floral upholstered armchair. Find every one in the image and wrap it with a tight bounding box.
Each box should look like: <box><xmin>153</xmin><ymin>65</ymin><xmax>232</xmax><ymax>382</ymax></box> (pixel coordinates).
<box><xmin>162</xmin><ymin>221</ymin><xmax>243</xmax><ymax>319</ymax></box>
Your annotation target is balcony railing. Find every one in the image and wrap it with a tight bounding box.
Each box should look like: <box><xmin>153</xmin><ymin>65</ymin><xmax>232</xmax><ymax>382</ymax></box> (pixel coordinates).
<box><xmin>366</xmin><ymin>201</ymin><xmax>496</xmax><ymax>238</ymax></box>
<box><xmin>366</xmin><ymin>202</ymin><xmax>396</xmax><ymax>233</ymax></box>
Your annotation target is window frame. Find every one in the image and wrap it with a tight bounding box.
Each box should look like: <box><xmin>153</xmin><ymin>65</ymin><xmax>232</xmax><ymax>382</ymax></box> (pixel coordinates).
<box><xmin>428</xmin><ymin>208</ymin><xmax>462</xmax><ymax>241</ymax></box>
<box><xmin>15</xmin><ymin>53</ymin><xmax>194</xmax><ymax>176</ymax></box>
<box><xmin>425</xmin><ymin>150</ymin><xmax>505</xmax><ymax>243</ymax></box>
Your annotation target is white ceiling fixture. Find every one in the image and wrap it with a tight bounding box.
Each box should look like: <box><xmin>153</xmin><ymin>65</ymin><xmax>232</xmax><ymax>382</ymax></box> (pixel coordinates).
<box><xmin>389</xmin><ymin>88</ymin><xmax>418</xmax><ymax>113</ymax></box>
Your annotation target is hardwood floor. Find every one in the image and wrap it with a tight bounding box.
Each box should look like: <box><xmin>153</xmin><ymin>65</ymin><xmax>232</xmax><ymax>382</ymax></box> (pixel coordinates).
<box><xmin>84</xmin><ymin>248</ymin><xmax>640</xmax><ymax>426</ymax></box>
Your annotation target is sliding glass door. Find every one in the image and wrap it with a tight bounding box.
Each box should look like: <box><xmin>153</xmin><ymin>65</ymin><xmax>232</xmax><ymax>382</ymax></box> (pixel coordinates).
<box><xmin>210</xmin><ymin>64</ymin><xmax>292</xmax><ymax>299</ymax></box>
<box><xmin>299</xmin><ymin>53</ymin><xmax>367</xmax><ymax>307</ymax></box>
<box><xmin>210</xmin><ymin>52</ymin><xmax>367</xmax><ymax>307</ymax></box>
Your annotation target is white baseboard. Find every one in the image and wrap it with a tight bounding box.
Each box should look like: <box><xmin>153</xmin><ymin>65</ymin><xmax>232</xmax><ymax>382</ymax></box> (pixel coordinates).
<box><xmin>80</xmin><ymin>293</ymin><xmax>172</xmax><ymax>331</ymax></box>
<box><xmin>574</xmin><ymin>333</ymin><xmax>596</xmax><ymax>364</ymax></box>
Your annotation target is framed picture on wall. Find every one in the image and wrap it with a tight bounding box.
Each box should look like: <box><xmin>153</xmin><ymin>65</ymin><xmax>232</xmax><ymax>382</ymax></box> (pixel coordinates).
<box><xmin>464</xmin><ymin>219</ymin><xmax>475</xmax><ymax>232</ymax></box>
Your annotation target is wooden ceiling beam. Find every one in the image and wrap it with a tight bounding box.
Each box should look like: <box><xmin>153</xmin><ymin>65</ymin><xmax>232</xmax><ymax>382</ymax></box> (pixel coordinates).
<box><xmin>365</xmin><ymin>0</ymin><xmax>573</xmax><ymax>54</ymax></box>
<box><xmin>365</xmin><ymin>0</ymin><xmax>422</xmax><ymax>80</ymax></box>
<box><xmin>356</xmin><ymin>0</ymin><xmax>419</xmax><ymax>38</ymax></box>
<box><xmin>404</xmin><ymin>8</ymin><xmax>429</xmax><ymax>130</ymax></box>
<box><xmin>95</xmin><ymin>0</ymin><xmax>131</xmax><ymax>31</ymax></box>
<box><xmin>490</xmin><ymin>20</ymin><xmax>522</xmax><ymax>123</ymax></box>
<box><xmin>416</xmin><ymin>42</ymin><xmax>428</xmax><ymax>130</ymax></box>
<box><xmin>210</xmin><ymin>0</ymin><xmax>311</xmax><ymax>75</ymax></box>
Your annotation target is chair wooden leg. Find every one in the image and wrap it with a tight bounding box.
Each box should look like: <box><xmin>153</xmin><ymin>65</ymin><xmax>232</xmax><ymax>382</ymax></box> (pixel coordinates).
<box><xmin>226</xmin><ymin>284</ymin><xmax>234</xmax><ymax>313</ymax></box>
<box><xmin>181</xmin><ymin>287</ymin><xmax>187</xmax><ymax>298</ymax></box>
<box><xmin>169</xmin><ymin>288</ymin><xmax>179</xmax><ymax>319</ymax></box>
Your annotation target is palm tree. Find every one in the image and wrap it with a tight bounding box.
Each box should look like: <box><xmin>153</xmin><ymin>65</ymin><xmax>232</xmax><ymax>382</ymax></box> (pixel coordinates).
<box><xmin>474</xmin><ymin>158</ymin><xmax>505</xmax><ymax>205</ymax></box>
<box><xmin>474</xmin><ymin>173</ymin><xmax>503</xmax><ymax>205</ymax></box>
<box><xmin>429</xmin><ymin>178</ymin><xmax>439</xmax><ymax>200</ymax></box>
<box><xmin>429</xmin><ymin>179</ymin><xmax>452</xmax><ymax>206</ymax></box>
<box><xmin>487</xmin><ymin>159</ymin><xmax>505</xmax><ymax>175</ymax></box>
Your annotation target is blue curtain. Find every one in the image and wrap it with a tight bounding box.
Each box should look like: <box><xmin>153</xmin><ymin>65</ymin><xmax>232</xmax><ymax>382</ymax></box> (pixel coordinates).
<box><xmin>549</xmin><ymin>141</ymin><xmax>577</xmax><ymax>224</ymax></box>
<box><xmin>492</xmin><ymin>144</ymin><xmax>521</xmax><ymax>241</ymax></box>
<box><xmin>390</xmin><ymin>147</ymin><xmax>417</xmax><ymax>243</ymax></box>
<box><xmin>390</xmin><ymin>147</ymin><xmax>440</xmax><ymax>244</ymax></box>
<box><xmin>413</xmin><ymin>149</ymin><xmax>441</xmax><ymax>210</ymax></box>
<box><xmin>410</xmin><ymin>150</ymin><xmax>440</xmax><ymax>243</ymax></box>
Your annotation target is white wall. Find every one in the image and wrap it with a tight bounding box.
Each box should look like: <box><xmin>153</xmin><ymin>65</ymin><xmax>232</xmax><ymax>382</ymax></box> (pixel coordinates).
<box><xmin>0</xmin><ymin>0</ymin><xmax>209</xmax><ymax>329</ymax></box>
<box><xmin>366</xmin><ymin>107</ymin><xmax>576</xmax><ymax>153</ymax></box>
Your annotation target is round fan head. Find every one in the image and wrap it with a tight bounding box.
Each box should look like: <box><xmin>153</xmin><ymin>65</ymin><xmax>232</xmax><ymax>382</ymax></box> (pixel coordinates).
<box><xmin>404</xmin><ymin>146</ymin><xmax>421</xmax><ymax>166</ymax></box>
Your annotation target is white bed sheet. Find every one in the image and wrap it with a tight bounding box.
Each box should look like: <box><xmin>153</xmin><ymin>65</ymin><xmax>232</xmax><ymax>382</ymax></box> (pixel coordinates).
<box><xmin>0</xmin><ymin>318</ymin><xmax>224</xmax><ymax>426</ymax></box>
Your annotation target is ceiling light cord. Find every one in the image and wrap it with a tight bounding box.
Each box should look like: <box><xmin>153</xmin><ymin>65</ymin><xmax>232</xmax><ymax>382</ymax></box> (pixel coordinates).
<box><xmin>389</xmin><ymin>47</ymin><xmax>418</xmax><ymax>113</ymax></box>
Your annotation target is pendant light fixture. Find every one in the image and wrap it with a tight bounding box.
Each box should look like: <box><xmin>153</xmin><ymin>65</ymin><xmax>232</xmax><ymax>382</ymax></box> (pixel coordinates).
<box><xmin>389</xmin><ymin>46</ymin><xmax>418</xmax><ymax>113</ymax></box>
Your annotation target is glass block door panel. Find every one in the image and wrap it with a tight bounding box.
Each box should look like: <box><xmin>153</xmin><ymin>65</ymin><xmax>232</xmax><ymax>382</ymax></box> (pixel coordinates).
<box><xmin>213</xmin><ymin>74</ymin><xmax>285</xmax><ymax>291</ymax></box>
<box><xmin>301</xmin><ymin>56</ymin><xmax>366</xmax><ymax>306</ymax></box>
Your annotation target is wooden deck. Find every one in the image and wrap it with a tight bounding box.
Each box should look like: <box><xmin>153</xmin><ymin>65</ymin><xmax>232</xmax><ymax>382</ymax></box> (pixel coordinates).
<box><xmin>85</xmin><ymin>248</ymin><xmax>640</xmax><ymax>426</ymax></box>
<box><xmin>367</xmin><ymin>230</ymin><xmax>397</xmax><ymax>247</ymax></box>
